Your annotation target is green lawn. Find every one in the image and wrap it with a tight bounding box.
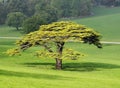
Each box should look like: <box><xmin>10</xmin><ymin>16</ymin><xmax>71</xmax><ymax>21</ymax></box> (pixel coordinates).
<box><xmin>0</xmin><ymin>6</ymin><xmax>120</xmax><ymax>88</ymax></box>
<box><xmin>0</xmin><ymin>39</ymin><xmax>120</xmax><ymax>88</ymax></box>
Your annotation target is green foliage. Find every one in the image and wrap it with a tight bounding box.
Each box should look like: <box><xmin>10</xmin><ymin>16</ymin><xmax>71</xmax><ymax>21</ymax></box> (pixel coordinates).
<box><xmin>6</xmin><ymin>12</ymin><xmax>26</xmax><ymax>30</ymax></box>
<box><xmin>1</xmin><ymin>0</ymin><xmax>120</xmax><ymax>26</ymax></box>
<box><xmin>94</xmin><ymin>0</ymin><xmax>120</xmax><ymax>7</ymax></box>
<box><xmin>0</xmin><ymin>2</ymin><xmax>7</xmax><ymax>24</ymax></box>
<box><xmin>71</xmin><ymin>0</ymin><xmax>93</xmax><ymax>16</ymax></box>
<box><xmin>6</xmin><ymin>48</ymin><xmax>21</xmax><ymax>56</ymax></box>
<box><xmin>22</xmin><ymin>0</ymin><xmax>58</xmax><ymax>34</ymax></box>
<box><xmin>1</xmin><ymin>0</ymin><xmax>94</xmax><ymax>24</ymax></box>
<box><xmin>36</xmin><ymin>49</ymin><xmax>84</xmax><ymax>60</ymax></box>
<box><xmin>35</xmin><ymin>0</ymin><xmax>58</xmax><ymax>23</ymax></box>
<box><xmin>17</xmin><ymin>21</ymin><xmax>102</xmax><ymax>49</ymax></box>
<box><xmin>22</xmin><ymin>15</ymin><xmax>48</xmax><ymax>33</ymax></box>
<box><xmin>51</xmin><ymin>0</ymin><xmax>93</xmax><ymax>17</ymax></box>
<box><xmin>6</xmin><ymin>0</ymin><xmax>28</xmax><ymax>15</ymax></box>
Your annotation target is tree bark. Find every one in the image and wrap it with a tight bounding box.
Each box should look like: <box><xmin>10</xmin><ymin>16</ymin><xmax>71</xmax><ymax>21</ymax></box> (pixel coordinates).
<box><xmin>55</xmin><ymin>42</ymin><xmax>64</xmax><ymax>70</ymax></box>
<box><xmin>16</xmin><ymin>26</ymin><xmax>19</xmax><ymax>31</ymax></box>
<box><xmin>55</xmin><ymin>58</ymin><xmax>62</xmax><ymax>70</ymax></box>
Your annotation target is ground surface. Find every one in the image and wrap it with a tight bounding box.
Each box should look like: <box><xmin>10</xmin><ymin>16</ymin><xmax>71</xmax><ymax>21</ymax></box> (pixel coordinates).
<box><xmin>0</xmin><ymin>6</ymin><xmax>120</xmax><ymax>88</ymax></box>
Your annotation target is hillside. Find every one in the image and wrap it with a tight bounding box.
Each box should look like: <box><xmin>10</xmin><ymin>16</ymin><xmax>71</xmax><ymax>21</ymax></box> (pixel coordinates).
<box><xmin>92</xmin><ymin>6</ymin><xmax>120</xmax><ymax>16</ymax></box>
<box><xmin>70</xmin><ymin>7</ymin><xmax>120</xmax><ymax>42</ymax></box>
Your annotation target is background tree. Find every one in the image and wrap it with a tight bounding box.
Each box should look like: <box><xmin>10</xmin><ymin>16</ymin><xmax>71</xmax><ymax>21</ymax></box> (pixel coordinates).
<box><xmin>26</xmin><ymin>0</ymin><xmax>40</xmax><ymax>16</ymax></box>
<box><xmin>51</xmin><ymin>0</ymin><xmax>93</xmax><ymax>17</ymax></box>
<box><xmin>22</xmin><ymin>14</ymin><xmax>48</xmax><ymax>33</ymax></box>
<box><xmin>22</xmin><ymin>0</ymin><xmax>58</xmax><ymax>34</ymax></box>
<box><xmin>6</xmin><ymin>0</ymin><xmax>29</xmax><ymax>16</ymax></box>
<box><xmin>6</xmin><ymin>12</ymin><xmax>26</xmax><ymax>30</ymax></box>
<box><xmin>51</xmin><ymin>0</ymin><xmax>76</xmax><ymax>17</ymax></box>
<box><xmin>35</xmin><ymin>0</ymin><xmax>58</xmax><ymax>23</ymax></box>
<box><xmin>7</xmin><ymin>21</ymin><xmax>102</xmax><ymax>70</ymax></box>
<box><xmin>115</xmin><ymin>0</ymin><xmax>120</xmax><ymax>6</ymax></box>
<box><xmin>71</xmin><ymin>0</ymin><xmax>93</xmax><ymax>16</ymax></box>
<box><xmin>93</xmin><ymin>0</ymin><xmax>120</xmax><ymax>7</ymax></box>
<box><xmin>1</xmin><ymin>0</ymin><xmax>120</xmax><ymax>25</ymax></box>
<box><xmin>0</xmin><ymin>2</ymin><xmax>7</xmax><ymax>24</ymax></box>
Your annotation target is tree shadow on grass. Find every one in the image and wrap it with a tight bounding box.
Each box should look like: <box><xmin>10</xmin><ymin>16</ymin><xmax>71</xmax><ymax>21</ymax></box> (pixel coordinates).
<box><xmin>0</xmin><ymin>69</ymin><xmax>70</xmax><ymax>80</ymax></box>
<box><xmin>24</xmin><ymin>62</ymin><xmax>55</xmax><ymax>67</ymax></box>
<box><xmin>23</xmin><ymin>62</ymin><xmax>120</xmax><ymax>72</ymax></box>
<box><xmin>63</xmin><ymin>62</ymin><xmax>120</xmax><ymax>72</ymax></box>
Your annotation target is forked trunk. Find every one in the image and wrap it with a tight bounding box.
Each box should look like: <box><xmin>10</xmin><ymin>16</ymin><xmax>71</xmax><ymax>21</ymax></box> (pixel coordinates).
<box><xmin>55</xmin><ymin>42</ymin><xmax>64</xmax><ymax>70</ymax></box>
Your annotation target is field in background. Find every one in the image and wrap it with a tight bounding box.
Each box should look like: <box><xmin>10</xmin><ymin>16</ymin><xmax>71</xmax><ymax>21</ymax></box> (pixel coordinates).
<box><xmin>0</xmin><ymin>25</ymin><xmax>22</xmax><ymax>37</ymax></box>
<box><xmin>92</xmin><ymin>6</ymin><xmax>120</xmax><ymax>16</ymax></box>
<box><xmin>0</xmin><ymin>6</ymin><xmax>120</xmax><ymax>88</ymax></box>
<box><xmin>69</xmin><ymin>6</ymin><xmax>120</xmax><ymax>41</ymax></box>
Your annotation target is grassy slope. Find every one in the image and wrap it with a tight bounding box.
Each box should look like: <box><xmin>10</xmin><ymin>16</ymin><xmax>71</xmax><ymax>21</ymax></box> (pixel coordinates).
<box><xmin>71</xmin><ymin>6</ymin><xmax>120</xmax><ymax>41</ymax></box>
<box><xmin>0</xmin><ymin>7</ymin><xmax>120</xmax><ymax>88</ymax></box>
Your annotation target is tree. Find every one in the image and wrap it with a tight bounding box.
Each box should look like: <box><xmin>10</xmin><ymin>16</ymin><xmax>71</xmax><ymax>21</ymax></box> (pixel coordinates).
<box><xmin>71</xmin><ymin>0</ymin><xmax>93</xmax><ymax>16</ymax></box>
<box><xmin>51</xmin><ymin>0</ymin><xmax>74</xmax><ymax>17</ymax></box>
<box><xmin>94</xmin><ymin>0</ymin><xmax>120</xmax><ymax>7</ymax></box>
<box><xmin>25</xmin><ymin>0</ymin><xmax>40</xmax><ymax>16</ymax></box>
<box><xmin>6</xmin><ymin>21</ymin><xmax>102</xmax><ymax>70</ymax></box>
<box><xmin>6</xmin><ymin>12</ymin><xmax>26</xmax><ymax>30</ymax></box>
<box><xmin>51</xmin><ymin>0</ymin><xmax>93</xmax><ymax>17</ymax></box>
<box><xmin>6</xmin><ymin>0</ymin><xmax>28</xmax><ymax>15</ymax></box>
<box><xmin>115</xmin><ymin>0</ymin><xmax>120</xmax><ymax>6</ymax></box>
<box><xmin>35</xmin><ymin>0</ymin><xmax>58</xmax><ymax>23</ymax></box>
<box><xmin>22</xmin><ymin>14</ymin><xmax>48</xmax><ymax>33</ymax></box>
<box><xmin>22</xmin><ymin>1</ymin><xmax>58</xmax><ymax>34</ymax></box>
<box><xmin>0</xmin><ymin>2</ymin><xmax>7</xmax><ymax>24</ymax></box>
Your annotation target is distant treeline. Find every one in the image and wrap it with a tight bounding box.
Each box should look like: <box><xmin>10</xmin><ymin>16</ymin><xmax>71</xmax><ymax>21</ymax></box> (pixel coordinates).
<box><xmin>1</xmin><ymin>0</ymin><xmax>120</xmax><ymax>24</ymax></box>
<box><xmin>94</xmin><ymin>0</ymin><xmax>120</xmax><ymax>7</ymax></box>
<box><xmin>0</xmin><ymin>0</ymin><xmax>120</xmax><ymax>33</ymax></box>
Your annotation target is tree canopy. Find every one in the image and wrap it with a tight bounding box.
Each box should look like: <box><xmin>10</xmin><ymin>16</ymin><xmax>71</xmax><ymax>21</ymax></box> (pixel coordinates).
<box><xmin>7</xmin><ymin>21</ymin><xmax>102</xmax><ymax>69</ymax></box>
<box><xmin>6</xmin><ymin>12</ymin><xmax>26</xmax><ymax>30</ymax></box>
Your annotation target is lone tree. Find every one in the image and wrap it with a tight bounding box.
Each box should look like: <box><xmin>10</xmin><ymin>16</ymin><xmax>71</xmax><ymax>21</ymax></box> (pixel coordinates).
<box><xmin>6</xmin><ymin>12</ymin><xmax>26</xmax><ymax>30</ymax></box>
<box><xmin>7</xmin><ymin>21</ymin><xmax>102</xmax><ymax>70</ymax></box>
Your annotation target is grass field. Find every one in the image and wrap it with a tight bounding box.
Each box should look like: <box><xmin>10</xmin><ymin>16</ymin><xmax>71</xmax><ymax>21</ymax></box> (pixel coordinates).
<box><xmin>0</xmin><ymin>7</ymin><xmax>120</xmax><ymax>88</ymax></box>
<box><xmin>0</xmin><ymin>39</ymin><xmax>120</xmax><ymax>88</ymax></box>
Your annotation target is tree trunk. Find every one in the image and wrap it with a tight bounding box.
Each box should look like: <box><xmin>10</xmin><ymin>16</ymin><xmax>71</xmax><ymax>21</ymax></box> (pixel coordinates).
<box><xmin>16</xmin><ymin>27</ymin><xmax>18</xmax><ymax>30</ymax></box>
<box><xmin>16</xmin><ymin>26</ymin><xmax>19</xmax><ymax>31</ymax></box>
<box><xmin>55</xmin><ymin>42</ymin><xmax>64</xmax><ymax>70</ymax></box>
<box><xmin>55</xmin><ymin>58</ymin><xmax>62</xmax><ymax>70</ymax></box>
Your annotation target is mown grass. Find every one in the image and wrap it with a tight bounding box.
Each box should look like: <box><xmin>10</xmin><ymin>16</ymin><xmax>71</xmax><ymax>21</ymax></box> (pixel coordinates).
<box><xmin>0</xmin><ymin>39</ymin><xmax>120</xmax><ymax>88</ymax></box>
